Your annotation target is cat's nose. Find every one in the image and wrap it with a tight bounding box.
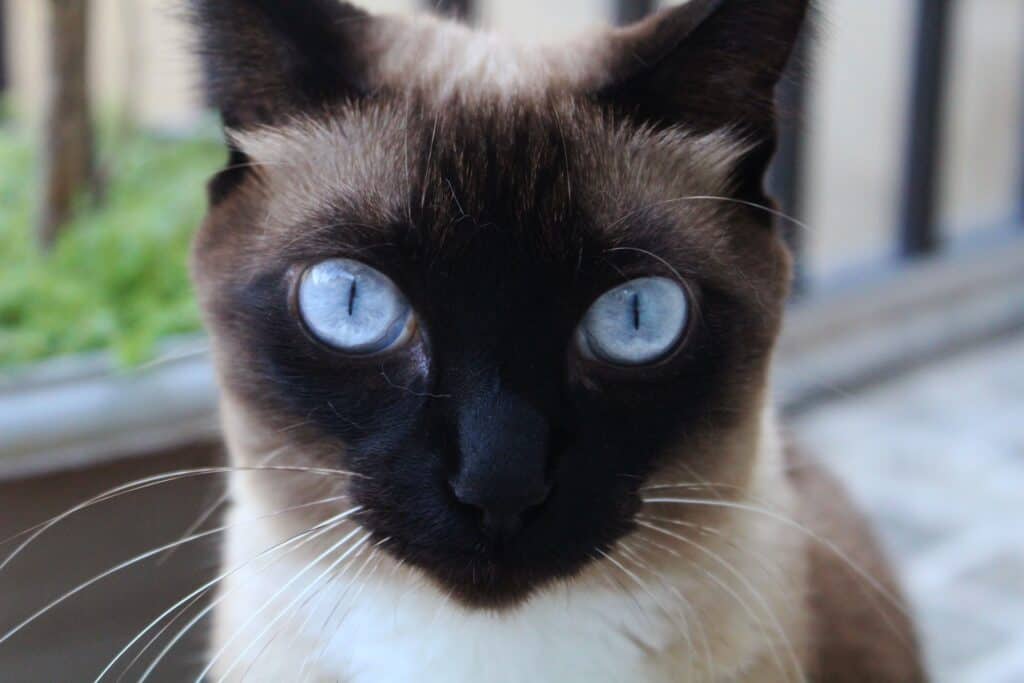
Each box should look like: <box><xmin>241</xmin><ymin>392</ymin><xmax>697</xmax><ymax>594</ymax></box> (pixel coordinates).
<box><xmin>450</xmin><ymin>476</ymin><xmax>552</xmax><ymax>537</ymax></box>
<box><xmin>451</xmin><ymin>385</ymin><xmax>554</xmax><ymax>538</ymax></box>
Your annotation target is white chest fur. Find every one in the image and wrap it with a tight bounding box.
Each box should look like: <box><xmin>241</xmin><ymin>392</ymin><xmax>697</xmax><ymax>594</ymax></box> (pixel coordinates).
<box><xmin>210</xmin><ymin>494</ymin><xmax>806</xmax><ymax>683</ymax></box>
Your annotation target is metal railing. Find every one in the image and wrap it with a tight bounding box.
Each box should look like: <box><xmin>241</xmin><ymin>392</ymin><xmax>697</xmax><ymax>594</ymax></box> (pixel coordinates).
<box><xmin>0</xmin><ymin>0</ymin><xmax>1018</xmax><ymax>293</ymax></box>
<box><xmin>899</xmin><ymin>0</ymin><xmax>953</xmax><ymax>258</ymax></box>
<box><xmin>427</xmin><ymin>0</ymin><xmax>476</xmax><ymax>20</ymax></box>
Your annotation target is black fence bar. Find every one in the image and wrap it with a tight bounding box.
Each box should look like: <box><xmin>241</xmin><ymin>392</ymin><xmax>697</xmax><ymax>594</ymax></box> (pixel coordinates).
<box><xmin>1019</xmin><ymin>37</ymin><xmax>1024</xmax><ymax>222</ymax></box>
<box><xmin>615</xmin><ymin>0</ymin><xmax>657</xmax><ymax>26</ymax></box>
<box><xmin>898</xmin><ymin>0</ymin><xmax>953</xmax><ymax>258</ymax></box>
<box><xmin>425</xmin><ymin>0</ymin><xmax>476</xmax><ymax>22</ymax></box>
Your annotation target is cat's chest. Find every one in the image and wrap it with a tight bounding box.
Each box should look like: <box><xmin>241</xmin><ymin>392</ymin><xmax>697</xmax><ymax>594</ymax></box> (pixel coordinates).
<box><xmin>214</xmin><ymin>527</ymin><xmax>710</xmax><ymax>683</ymax></box>
<box><xmin>212</xmin><ymin>486</ymin><xmax>802</xmax><ymax>683</ymax></box>
<box><xmin>323</xmin><ymin>584</ymin><xmax>697</xmax><ymax>683</ymax></box>
<box><xmin>219</xmin><ymin>563</ymin><xmax>684</xmax><ymax>683</ymax></box>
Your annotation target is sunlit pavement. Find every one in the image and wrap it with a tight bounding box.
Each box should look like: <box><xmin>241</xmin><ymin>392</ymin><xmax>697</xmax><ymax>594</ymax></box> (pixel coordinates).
<box><xmin>794</xmin><ymin>332</ymin><xmax>1024</xmax><ymax>683</ymax></box>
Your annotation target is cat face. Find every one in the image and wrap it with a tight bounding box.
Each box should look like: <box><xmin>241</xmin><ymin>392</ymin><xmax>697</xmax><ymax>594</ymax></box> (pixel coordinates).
<box><xmin>190</xmin><ymin>0</ymin><xmax>806</xmax><ymax>607</ymax></box>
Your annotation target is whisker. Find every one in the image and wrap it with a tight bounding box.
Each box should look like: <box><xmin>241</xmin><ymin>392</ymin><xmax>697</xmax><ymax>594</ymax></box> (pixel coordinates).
<box><xmin>299</xmin><ymin>541</ymin><xmax>388</xmax><ymax>679</ymax></box>
<box><xmin>265</xmin><ymin>537</ymin><xmax>373</xmax><ymax>669</ymax></box>
<box><xmin>589</xmin><ymin>550</ymin><xmax>652</xmax><ymax>625</ymax></box>
<box><xmin>596</xmin><ymin>548</ymin><xmax>665</xmax><ymax>628</ymax></box>
<box><xmin>639</xmin><ymin>513</ymin><xmax>789</xmax><ymax>585</ymax></box>
<box><xmin>190</xmin><ymin>528</ymin><xmax>365</xmax><ymax>682</ymax></box>
<box><xmin>0</xmin><ymin>466</ymin><xmax>362</xmax><ymax>571</ymax></box>
<box><xmin>114</xmin><ymin>591</ymin><xmax>206</xmax><ymax>683</ymax></box>
<box><xmin>207</xmin><ymin>532</ymin><xmax>373</xmax><ymax>682</ymax></box>
<box><xmin>94</xmin><ymin>506</ymin><xmax>362</xmax><ymax>682</ymax></box>
<box><xmin>0</xmin><ymin>494</ymin><xmax>351</xmax><ymax>650</ymax></box>
<box><xmin>608</xmin><ymin>195</ymin><xmax>812</xmax><ymax>235</ymax></box>
<box><xmin>616</xmin><ymin>543</ymin><xmax>701</xmax><ymax>680</ymax></box>
<box><xmin>662</xmin><ymin>498</ymin><xmax>912</xmax><ymax>656</ymax></box>
<box><xmin>420</xmin><ymin>112</ymin><xmax>441</xmax><ymax>211</ymax></box>
<box><xmin>155</xmin><ymin>449</ymin><xmax>290</xmax><ymax>567</ymax></box>
<box><xmin>639</xmin><ymin>482</ymin><xmax>744</xmax><ymax>493</ymax></box>
<box><xmin>636</xmin><ymin>519</ymin><xmax>804</xmax><ymax>683</ymax></box>
<box><xmin>640</xmin><ymin>496</ymin><xmax>912</xmax><ymax>621</ymax></box>
<box><xmin>628</xmin><ymin>535</ymin><xmax>717</xmax><ymax>681</ymax></box>
<box><xmin>604</xmin><ymin>246</ymin><xmax>690</xmax><ymax>288</ymax></box>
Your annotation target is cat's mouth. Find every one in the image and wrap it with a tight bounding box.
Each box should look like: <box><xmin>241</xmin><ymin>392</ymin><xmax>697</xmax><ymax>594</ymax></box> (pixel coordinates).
<box><xmin>385</xmin><ymin>535</ymin><xmax>591</xmax><ymax>609</ymax></box>
<box><xmin>363</xmin><ymin>483</ymin><xmax>638</xmax><ymax>609</ymax></box>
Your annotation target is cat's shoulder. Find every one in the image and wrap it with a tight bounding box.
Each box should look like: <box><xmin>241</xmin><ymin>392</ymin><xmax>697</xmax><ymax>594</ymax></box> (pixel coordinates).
<box><xmin>785</xmin><ymin>446</ymin><xmax>929</xmax><ymax>682</ymax></box>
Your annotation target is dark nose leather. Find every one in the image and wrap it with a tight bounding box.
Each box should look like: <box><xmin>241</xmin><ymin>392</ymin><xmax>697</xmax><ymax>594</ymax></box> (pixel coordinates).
<box><xmin>450</xmin><ymin>388</ymin><xmax>552</xmax><ymax>537</ymax></box>
<box><xmin>451</xmin><ymin>476</ymin><xmax>551</xmax><ymax>537</ymax></box>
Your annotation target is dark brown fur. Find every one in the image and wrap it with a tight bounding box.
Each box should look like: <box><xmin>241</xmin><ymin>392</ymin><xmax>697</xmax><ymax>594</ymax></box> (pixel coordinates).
<box><xmin>790</xmin><ymin>450</ymin><xmax>928</xmax><ymax>682</ymax></box>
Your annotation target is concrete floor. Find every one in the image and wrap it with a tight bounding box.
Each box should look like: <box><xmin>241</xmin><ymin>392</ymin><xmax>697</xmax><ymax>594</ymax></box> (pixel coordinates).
<box><xmin>794</xmin><ymin>330</ymin><xmax>1024</xmax><ymax>683</ymax></box>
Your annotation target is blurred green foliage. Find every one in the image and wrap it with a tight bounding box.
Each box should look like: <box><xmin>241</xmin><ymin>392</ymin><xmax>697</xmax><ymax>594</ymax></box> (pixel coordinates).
<box><xmin>0</xmin><ymin>121</ymin><xmax>224</xmax><ymax>368</ymax></box>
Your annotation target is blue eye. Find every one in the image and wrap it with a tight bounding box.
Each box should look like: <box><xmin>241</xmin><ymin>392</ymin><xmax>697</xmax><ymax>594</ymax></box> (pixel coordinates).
<box><xmin>298</xmin><ymin>259</ymin><xmax>415</xmax><ymax>354</ymax></box>
<box><xmin>578</xmin><ymin>277</ymin><xmax>689</xmax><ymax>366</ymax></box>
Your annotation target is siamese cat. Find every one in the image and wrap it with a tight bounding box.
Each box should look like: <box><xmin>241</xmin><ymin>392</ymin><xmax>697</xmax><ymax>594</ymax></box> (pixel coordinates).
<box><xmin>184</xmin><ymin>0</ymin><xmax>926</xmax><ymax>680</ymax></box>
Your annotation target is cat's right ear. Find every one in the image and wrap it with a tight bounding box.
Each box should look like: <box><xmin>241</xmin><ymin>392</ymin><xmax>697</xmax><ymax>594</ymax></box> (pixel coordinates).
<box><xmin>188</xmin><ymin>0</ymin><xmax>374</xmax><ymax>131</ymax></box>
<box><xmin>597</xmin><ymin>0</ymin><xmax>809</xmax><ymax>137</ymax></box>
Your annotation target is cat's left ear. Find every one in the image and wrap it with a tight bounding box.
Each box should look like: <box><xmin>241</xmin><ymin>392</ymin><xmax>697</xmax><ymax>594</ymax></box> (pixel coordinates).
<box><xmin>189</xmin><ymin>0</ymin><xmax>374</xmax><ymax>131</ymax></box>
<box><xmin>598</xmin><ymin>0</ymin><xmax>810</xmax><ymax>140</ymax></box>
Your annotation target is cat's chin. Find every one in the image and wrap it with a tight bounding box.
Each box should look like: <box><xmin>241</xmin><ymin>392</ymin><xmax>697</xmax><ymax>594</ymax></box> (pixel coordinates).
<box><xmin>420</xmin><ymin>558</ymin><xmax>583</xmax><ymax>610</ymax></box>
<box><xmin>383</xmin><ymin>536</ymin><xmax>596</xmax><ymax>610</ymax></box>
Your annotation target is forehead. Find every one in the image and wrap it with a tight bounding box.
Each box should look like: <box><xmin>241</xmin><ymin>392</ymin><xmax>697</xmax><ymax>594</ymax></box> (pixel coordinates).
<box><xmin>225</xmin><ymin>98</ymin><xmax>751</xmax><ymax>276</ymax></box>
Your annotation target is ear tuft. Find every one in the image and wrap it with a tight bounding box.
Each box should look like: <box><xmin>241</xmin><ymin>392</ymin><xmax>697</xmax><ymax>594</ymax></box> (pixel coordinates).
<box><xmin>189</xmin><ymin>0</ymin><xmax>373</xmax><ymax>130</ymax></box>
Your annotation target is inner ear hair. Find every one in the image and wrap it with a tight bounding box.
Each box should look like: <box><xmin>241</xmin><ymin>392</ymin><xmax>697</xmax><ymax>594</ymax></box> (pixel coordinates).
<box><xmin>188</xmin><ymin>0</ymin><xmax>373</xmax><ymax>131</ymax></box>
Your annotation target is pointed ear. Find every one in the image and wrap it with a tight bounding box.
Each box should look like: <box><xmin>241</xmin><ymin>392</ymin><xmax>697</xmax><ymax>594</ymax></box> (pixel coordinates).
<box><xmin>598</xmin><ymin>0</ymin><xmax>809</xmax><ymax>137</ymax></box>
<box><xmin>189</xmin><ymin>0</ymin><xmax>373</xmax><ymax>130</ymax></box>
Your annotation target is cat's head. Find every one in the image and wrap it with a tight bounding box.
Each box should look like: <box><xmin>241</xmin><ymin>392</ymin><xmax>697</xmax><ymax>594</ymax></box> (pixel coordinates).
<box><xmin>190</xmin><ymin>0</ymin><xmax>807</xmax><ymax>608</ymax></box>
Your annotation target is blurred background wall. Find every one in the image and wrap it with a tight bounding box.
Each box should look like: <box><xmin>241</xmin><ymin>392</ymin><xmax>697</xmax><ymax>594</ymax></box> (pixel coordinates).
<box><xmin>4</xmin><ymin>0</ymin><xmax>1024</xmax><ymax>280</ymax></box>
<box><xmin>1</xmin><ymin>2</ymin><xmax>1023</xmax><ymax>681</ymax></box>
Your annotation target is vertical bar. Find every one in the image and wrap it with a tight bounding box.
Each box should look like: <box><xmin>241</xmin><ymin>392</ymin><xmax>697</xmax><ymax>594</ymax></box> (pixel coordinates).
<box><xmin>899</xmin><ymin>0</ymin><xmax>953</xmax><ymax>258</ymax></box>
<box><xmin>768</xmin><ymin>35</ymin><xmax>811</xmax><ymax>294</ymax></box>
<box><xmin>1019</xmin><ymin>32</ymin><xmax>1024</xmax><ymax>222</ymax></box>
<box><xmin>425</xmin><ymin>0</ymin><xmax>476</xmax><ymax>22</ymax></box>
<box><xmin>615</xmin><ymin>0</ymin><xmax>657</xmax><ymax>26</ymax></box>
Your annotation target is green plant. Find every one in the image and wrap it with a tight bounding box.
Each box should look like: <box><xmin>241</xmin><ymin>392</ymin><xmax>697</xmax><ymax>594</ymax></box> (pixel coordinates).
<box><xmin>0</xmin><ymin>123</ymin><xmax>224</xmax><ymax>368</ymax></box>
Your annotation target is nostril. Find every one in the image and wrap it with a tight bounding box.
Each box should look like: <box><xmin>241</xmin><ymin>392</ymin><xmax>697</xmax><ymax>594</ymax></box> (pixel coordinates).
<box><xmin>449</xmin><ymin>478</ymin><xmax>552</xmax><ymax>537</ymax></box>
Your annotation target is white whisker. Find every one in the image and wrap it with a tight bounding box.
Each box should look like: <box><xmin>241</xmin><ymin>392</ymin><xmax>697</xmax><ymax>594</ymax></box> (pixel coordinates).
<box><xmin>1</xmin><ymin>466</ymin><xmax>362</xmax><ymax>572</ymax></box>
<box><xmin>616</xmin><ymin>542</ymin><xmax>701</xmax><ymax>679</ymax></box>
<box><xmin>640</xmin><ymin>496</ymin><xmax>911</xmax><ymax>620</ymax></box>
<box><xmin>628</xmin><ymin>534</ymin><xmax>717</xmax><ymax>681</ymax></box>
<box><xmin>208</xmin><ymin>532</ymin><xmax>373</xmax><ymax>682</ymax></box>
<box><xmin>95</xmin><ymin>506</ymin><xmax>362</xmax><ymax>682</ymax></box>
<box><xmin>608</xmin><ymin>195</ymin><xmax>812</xmax><ymax>235</ymax></box>
<box><xmin>298</xmin><ymin>543</ymin><xmax>388</xmax><ymax>680</ymax></box>
<box><xmin>636</xmin><ymin>519</ymin><xmax>804</xmax><ymax>683</ymax></box>
<box><xmin>155</xmin><ymin>447</ymin><xmax>286</xmax><ymax>567</ymax></box>
<box><xmin>0</xmin><ymin>495</ymin><xmax>352</xmax><ymax>650</ymax></box>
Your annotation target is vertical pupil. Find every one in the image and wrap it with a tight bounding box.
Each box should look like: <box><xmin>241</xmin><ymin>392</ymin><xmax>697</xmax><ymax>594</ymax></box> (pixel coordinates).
<box><xmin>347</xmin><ymin>278</ymin><xmax>358</xmax><ymax>316</ymax></box>
<box><xmin>630</xmin><ymin>292</ymin><xmax>641</xmax><ymax>331</ymax></box>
